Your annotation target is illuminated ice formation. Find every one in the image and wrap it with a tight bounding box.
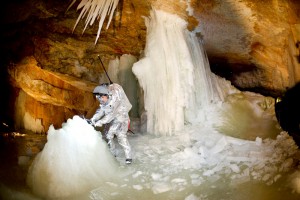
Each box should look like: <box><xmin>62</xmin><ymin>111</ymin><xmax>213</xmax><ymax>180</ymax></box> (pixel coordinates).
<box><xmin>132</xmin><ymin>9</ymin><xmax>235</xmax><ymax>136</ymax></box>
<box><xmin>26</xmin><ymin>116</ymin><xmax>122</xmax><ymax>199</ymax></box>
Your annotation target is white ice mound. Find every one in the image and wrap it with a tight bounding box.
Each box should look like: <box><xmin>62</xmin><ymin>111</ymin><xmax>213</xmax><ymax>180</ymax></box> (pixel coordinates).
<box><xmin>26</xmin><ymin>115</ymin><xmax>121</xmax><ymax>199</ymax></box>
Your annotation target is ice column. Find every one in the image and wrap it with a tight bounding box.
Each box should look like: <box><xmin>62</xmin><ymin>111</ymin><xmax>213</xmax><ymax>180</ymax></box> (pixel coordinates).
<box><xmin>107</xmin><ymin>55</ymin><xmax>139</xmax><ymax>117</ymax></box>
<box><xmin>132</xmin><ymin>9</ymin><xmax>222</xmax><ymax>136</ymax></box>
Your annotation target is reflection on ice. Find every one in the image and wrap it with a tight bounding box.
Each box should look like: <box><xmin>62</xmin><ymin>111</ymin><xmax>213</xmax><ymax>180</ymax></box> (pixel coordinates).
<box><xmin>214</xmin><ymin>91</ymin><xmax>281</xmax><ymax>140</ymax></box>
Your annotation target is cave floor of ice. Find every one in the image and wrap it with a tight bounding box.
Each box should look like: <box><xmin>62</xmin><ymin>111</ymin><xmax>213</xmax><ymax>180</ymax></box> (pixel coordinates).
<box><xmin>1</xmin><ymin>122</ymin><xmax>300</xmax><ymax>200</ymax></box>
<box><xmin>110</xmin><ymin>124</ymin><xmax>300</xmax><ymax>200</ymax></box>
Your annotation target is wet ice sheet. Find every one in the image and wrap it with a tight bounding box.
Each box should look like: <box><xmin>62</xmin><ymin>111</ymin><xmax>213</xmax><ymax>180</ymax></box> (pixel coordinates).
<box><xmin>1</xmin><ymin>115</ymin><xmax>300</xmax><ymax>200</ymax></box>
<box><xmin>88</xmin><ymin>121</ymin><xmax>300</xmax><ymax>200</ymax></box>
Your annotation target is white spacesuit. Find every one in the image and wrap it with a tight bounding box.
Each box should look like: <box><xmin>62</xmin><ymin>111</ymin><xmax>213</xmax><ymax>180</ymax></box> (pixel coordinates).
<box><xmin>91</xmin><ymin>83</ymin><xmax>133</xmax><ymax>164</ymax></box>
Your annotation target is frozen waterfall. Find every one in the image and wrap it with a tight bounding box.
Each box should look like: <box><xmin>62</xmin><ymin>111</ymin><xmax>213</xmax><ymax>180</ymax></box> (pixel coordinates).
<box><xmin>132</xmin><ymin>9</ymin><xmax>233</xmax><ymax>136</ymax></box>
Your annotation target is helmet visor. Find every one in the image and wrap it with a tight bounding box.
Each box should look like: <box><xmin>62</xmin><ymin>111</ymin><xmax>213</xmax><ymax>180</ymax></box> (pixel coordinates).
<box><xmin>93</xmin><ymin>93</ymin><xmax>108</xmax><ymax>97</ymax></box>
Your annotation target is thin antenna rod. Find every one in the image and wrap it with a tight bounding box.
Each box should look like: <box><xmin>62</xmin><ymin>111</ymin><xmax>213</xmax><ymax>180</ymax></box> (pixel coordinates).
<box><xmin>97</xmin><ymin>55</ymin><xmax>113</xmax><ymax>84</ymax></box>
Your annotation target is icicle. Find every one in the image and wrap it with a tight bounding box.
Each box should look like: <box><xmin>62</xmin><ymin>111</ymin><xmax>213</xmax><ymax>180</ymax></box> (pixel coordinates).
<box><xmin>70</xmin><ymin>0</ymin><xmax>120</xmax><ymax>44</ymax></box>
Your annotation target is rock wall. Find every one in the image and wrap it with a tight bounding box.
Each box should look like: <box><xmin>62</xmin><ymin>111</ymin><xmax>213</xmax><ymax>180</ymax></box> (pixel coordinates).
<box><xmin>1</xmin><ymin>0</ymin><xmax>300</xmax><ymax>132</ymax></box>
<box><xmin>193</xmin><ymin>0</ymin><xmax>300</xmax><ymax>95</ymax></box>
<box><xmin>8</xmin><ymin>56</ymin><xmax>99</xmax><ymax>133</ymax></box>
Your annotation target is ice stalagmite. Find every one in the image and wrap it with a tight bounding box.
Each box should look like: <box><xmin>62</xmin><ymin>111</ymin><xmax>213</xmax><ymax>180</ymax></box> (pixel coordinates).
<box><xmin>26</xmin><ymin>116</ymin><xmax>122</xmax><ymax>199</ymax></box>
<box><xmin>132</xmin><ymin>9</ymin><xmax>226</xmax><ymax>136</ymax></box>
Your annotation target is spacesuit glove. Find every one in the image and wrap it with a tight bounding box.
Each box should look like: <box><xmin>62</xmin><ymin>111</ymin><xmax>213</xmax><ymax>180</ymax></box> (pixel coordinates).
<box><xmin>85</xmin><ymin>118</ymin><xmax>92</xmax><ymax>125</ymax></box>
<box><xmin>94</xmin><ymin>121</ymin><xmax>103</xmax><ymax>127</ymax></box>
<box><xmin>89</xmin><ymin>118</ymin><xmax>96</xmax><ymax>126</ymax></box>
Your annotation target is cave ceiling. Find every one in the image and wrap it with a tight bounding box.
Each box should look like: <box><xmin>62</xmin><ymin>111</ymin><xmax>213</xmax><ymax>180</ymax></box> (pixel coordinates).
<box><xmin>1</xmin><ymin>0</ymin><xmax>300</xmax><ymax>96</ymax></box>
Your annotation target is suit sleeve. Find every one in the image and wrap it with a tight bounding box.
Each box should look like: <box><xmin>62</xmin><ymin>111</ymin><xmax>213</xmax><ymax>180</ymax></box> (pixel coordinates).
<box><xmin>91</xmin><ymin>108</ymin><xmax>105</xmax><ymax>123</ymax></box>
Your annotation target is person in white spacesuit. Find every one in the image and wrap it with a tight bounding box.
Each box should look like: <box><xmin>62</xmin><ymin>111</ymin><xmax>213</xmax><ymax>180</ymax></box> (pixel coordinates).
<box><xmin>90</xmin><ymin>83</ymin><xmax>133</xmax><ymax>164</ymax></box>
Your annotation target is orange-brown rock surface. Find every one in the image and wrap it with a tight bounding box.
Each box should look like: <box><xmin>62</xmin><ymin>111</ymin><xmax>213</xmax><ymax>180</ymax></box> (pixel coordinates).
<box><xmin>194</xmin><ymin>0</ymin><xmax>300</xmax><ymax>94</ymax></box>
<box><xmin>8</xmin><ymin>56</ymin><xmax>98</xmax><ymax>133</ymax></box>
